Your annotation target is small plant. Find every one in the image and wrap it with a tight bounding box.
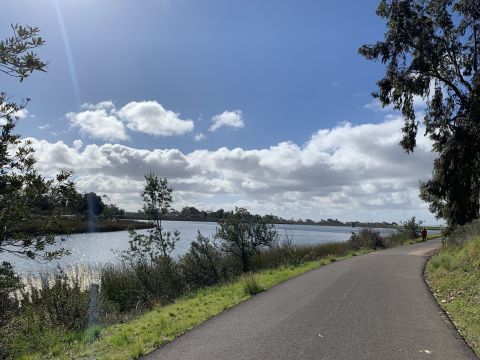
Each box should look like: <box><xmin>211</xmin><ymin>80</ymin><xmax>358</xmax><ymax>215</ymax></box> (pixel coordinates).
<box><xmin>129</xmin><ymin>337</ymin><xmax>144</xmax><ymax>359</ymax></box>
<box><xmin>83</xmin><ymin>324</ymin><xmax>102</xmax><ymax>344</ymax></box>
<box><xmin>242</xmin><ymin>274</ymin><xmax>264</xmax><ymax>295</ymax></box>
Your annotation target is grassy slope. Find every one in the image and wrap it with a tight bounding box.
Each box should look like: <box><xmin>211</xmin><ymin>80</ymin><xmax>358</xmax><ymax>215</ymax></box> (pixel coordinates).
<box><xmin>20</xmin><ymin>251</ymin><xmax>368</xmax><ymax>360</ymax></box>
<box><xmin>425</xmin><ymin>236</ymin><xmax>480</xmax><ymax>356</ymax></box>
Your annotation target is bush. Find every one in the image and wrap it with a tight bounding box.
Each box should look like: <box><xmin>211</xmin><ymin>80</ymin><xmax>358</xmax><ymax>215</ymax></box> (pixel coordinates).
<box><xmin>400</xmin><ymin>217</ymin><xmax>422</xmax><ymax>240</ymax></box>
<box><xmin>180</xmin><ymin>232</ymin><xmax>223</xmax><ymax>290</ymax></box>
<box><xmin>24</xmin><ymin>272</ymin><xmax>89</xmax><ymax>331</ymax></box>
<box><xmin>215</xmin><ymin>208</ymin><xmax>277</xmax><ymax>272</ymax></box>
<box><xmin>442</xmin><ymin>219</ymin><xmax>480</xmax><ymax>247</ymax></box>
<box><xmin>0</xmin><ymin>262</ymin><xmax>20</xmax><ymax>358</ymax></box>
<box><xmin>381</xmin><ymin>231</ymin><xmax>406</xmax><ymax>248</ymax></box>
<box><xmin>348</xmin><ymin>228</ymin><xmax>384</xmax><ymax>249</ymax></box>
<box><xmin>101</xmin><ymin>257</ymin><xmax>184</xmax><ymax>312</ymax></box>
<box><xmin>252</xmin><ymin>240</ymin><xmax>351</xmax><ymax>269</ymax></box>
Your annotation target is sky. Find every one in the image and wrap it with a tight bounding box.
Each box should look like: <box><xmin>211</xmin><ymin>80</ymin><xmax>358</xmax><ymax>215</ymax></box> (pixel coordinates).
<box><xmin>1</xmin><ymin>0</ymin><xmax>440</xmax><ymax>224</ymax></box>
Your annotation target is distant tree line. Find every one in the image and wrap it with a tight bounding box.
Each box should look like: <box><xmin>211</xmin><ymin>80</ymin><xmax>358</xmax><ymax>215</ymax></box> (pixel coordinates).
<box><xmin>122</xmin><ymin>206</ymin><xmax>398</xmax><ymax>228</ymax></box>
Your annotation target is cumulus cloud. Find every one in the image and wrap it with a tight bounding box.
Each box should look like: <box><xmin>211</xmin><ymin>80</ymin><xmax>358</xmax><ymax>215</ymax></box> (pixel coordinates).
<box><xmin>73</xmin><ymin>139</ymin><xmax>83</xmax><ymax>151</ymax></box>
<box><xmin>119</xmin><ymin>101</ymin><xmax>194</xmax><ymax>136</ymax></box>
<box><xmin>27</xmin><ymin>117</ymin><xmax>437</xmax><ymax>223</ymax></box>
<box><xmin>67</xmin><ymin>100</ymin><xmax>194</xmax><ymax>141</ymax></box>
<box><xmin>209</xmin><ymin>110</ymin><xmax>244</xmax><ymax>131</ymax></box>
<box><xmin>67</xmin><ymin>106</ymin><xmax>128</xmax><ymax>141</ymax></box>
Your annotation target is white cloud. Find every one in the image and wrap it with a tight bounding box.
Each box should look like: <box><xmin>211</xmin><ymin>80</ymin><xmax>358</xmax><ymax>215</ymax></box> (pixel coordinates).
<box><xmin>38</xmin><ymin>123</ymin><xmax>51</xmax><ymax>130</ymax></box>
<box><xmin>119</xmin><ymin>101</ymin><xmax>194</xmax><ymax>136</ymax></box>
<box><xmin>364</xmin><ymin>99</ymin><xmax>394</xmax><ymax>112</ymax></box>
<box><xmin>67</xmin><ymin>101</ymin><xmax>194</xmax><ymax>141</ymax></box>
<box><xmin>0</xmin><ymin>108</ymin><xmax>28</xmax><ymax>125</ymax></box>
<box><xmin>67</xmin><ymin>107</ymin><xmax>128</xmax><ymax>141</ymax></box>
<box><xmin>80</xmin><ymin>101</ymin><xmax>115</xmax><ymax>111</ymax></box>
<box><xmin>209</xmin><ymin>110</ymin><xmax>244</xmax><ymax>132</ymax></box>
<box><xmin>15</xmin><ymin>108</ymin><xmax>29</xmax><ymax>119</ymax></box>
<box><xmin>364</xmin><ymin>93</ymin><xmax>429</xmax><ymax>113</ymax></box>
<box><xmin>73</xmin><ymin>139</ymin><xmax>83</xmax><ymax>151</ymax></box>
<box><xmin>27</xmin><ymin>117</ymin><xmax>438</xmax><ymax>223</ymax></box>
<box><xmin>194</xmin><ymin>133</ymin><xmax>206</xmax><ymax>141</ymax></box>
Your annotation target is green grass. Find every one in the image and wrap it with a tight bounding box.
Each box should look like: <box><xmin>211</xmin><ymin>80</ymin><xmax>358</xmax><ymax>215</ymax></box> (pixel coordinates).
<box><xmin>18</xmin><ymin>250</ymin><xmax>367</xmax><ymax>360</ymax></box>
<box><xmin>426</xmin><ymin>235</ymin><xmax>480</xmax><ymax>356</ymax></box>
<box><xmin>402</xmin><ymin>233</ymin><xmax>443</xmax><ymax>245</ymax></box>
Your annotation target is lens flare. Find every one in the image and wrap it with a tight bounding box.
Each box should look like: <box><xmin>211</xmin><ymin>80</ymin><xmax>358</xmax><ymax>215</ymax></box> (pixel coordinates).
<box><xmin>54</xmin><ymin>0</ymin><xmax>82</xmax><ymax>107</ymax></box>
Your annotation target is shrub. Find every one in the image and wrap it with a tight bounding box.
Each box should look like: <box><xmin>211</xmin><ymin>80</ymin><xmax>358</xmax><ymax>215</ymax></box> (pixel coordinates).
<box><xmin>252</xmin><ymin>240</ymin><xmax>351</xmax><ymax>269</ymax></box>
<box><xmin>180</xmin><ymin>232</ymin><xmax>223</xmax><ymax>290</ymax></box>
<box><xmin>101</xmin><ymin>257</ymin><xmax>184</xmax><ymax>312</ymax></box>
<box><xmin>22</xmin><ymin>272</ymin><xmax>89</xmax><ymax>331</ymax></box>
<box><xmin>215</xmin><ymin>208</ymin><xmax>277</xmax><ymax>272</ymax></box>
<box><xmin>0</xmin><ymin>262</ymin><xmax>20</xmax><ymax>358</ymax></box>
<box><xmin>348</xmin><ymin>228</ymin><xmax>384</xmax><ymax>249</ymax></box>
<box><xmin>400</xmin><ymin>217</ymin><xmax>422</xmax><ymax>240</ymax></box>
<box><xmin>442</xmin><ymin>219</ymin><xmax>480</xmax><ymax>247</ymax></box>
<box><xmin>381</xmin><ymin>231</ymin><xmax>408</xmax><ymax>248</ymax></box>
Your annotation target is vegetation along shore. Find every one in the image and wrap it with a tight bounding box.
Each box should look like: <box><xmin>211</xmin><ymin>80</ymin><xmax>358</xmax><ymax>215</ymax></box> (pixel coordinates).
<box><xmin>0</xmin><ymin>201</ymin><xmax>438</xmax><ymax>359</ymax></box>
<box><xmin>426</xmin><ymin>221</ymin><xmax>480</xmax><ymax>356</ymax></box>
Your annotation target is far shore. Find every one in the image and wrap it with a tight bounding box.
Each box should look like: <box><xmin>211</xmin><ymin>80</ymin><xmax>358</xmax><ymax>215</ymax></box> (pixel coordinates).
<box><xmin>19</xmin><ymin>217</ymin><xmax>442</xmax><ymax>236</ymax></box>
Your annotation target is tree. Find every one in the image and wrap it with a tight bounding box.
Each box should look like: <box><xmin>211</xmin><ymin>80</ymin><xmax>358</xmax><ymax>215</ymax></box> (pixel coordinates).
<box><xmin>215</xmin><ymin>207</ymin><xmax>277</xmax><ymax>272</ymax></box>
<box><xmin>360</xmin><ymin>0</ymin><xmax>480</xmax><ymax>226</ymax></box>
<box><xmin>83</xmin><ymin>192</ymin><xmax>105</xmax><ymax>217</ymax></box>
<box><xmin>123</xmin><ymin>173</ymin><xmax>180</xmax><ymax>262</ymax></box>
<box><xmin>1</xmin><ymin>24</ymin><xmax>73</xmax><ymax>266</ymax></box>
<box><xmin>400</xmin><ymin>216</ymin><xmax>423</xmax><ymax>240</ymax></box>
<box><xmin>1</xmin><ymin>24</ymin><xmax>76</xmax><ymax>352</ymax></box>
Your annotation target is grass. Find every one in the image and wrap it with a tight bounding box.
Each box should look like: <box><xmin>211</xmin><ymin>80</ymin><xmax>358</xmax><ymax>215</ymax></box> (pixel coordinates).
<box><xmin>401</xmin><ymin>233</ymin><xmax>443</xmax><ymax>245</ymax></box>
<box><xmin>425</xmin><ymin>235</ymin><xmax>480</xmax><ymax>356</ymax></box>
<box><xmin>18</xmin><ymin>249</ymin><xmax>367</xmax><ymax>360</ymax></box>
<box><xmin>242</xmin><ymin>274</ymin><xmax>264</xmax><ymax>295</ymax></box>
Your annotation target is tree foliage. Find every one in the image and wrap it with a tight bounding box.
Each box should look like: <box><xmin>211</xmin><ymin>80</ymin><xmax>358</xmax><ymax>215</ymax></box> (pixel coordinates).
<box><xmin>0</xmin><ymin>24</ymin><xmax>73</xmax><ymax>264</ymax></box>
<box><xmin>0</xmin><ymin>24</ymin><xmax>77</xmax><ymax>356</ymax></box>
<box><xmin>215</xmin><ymin>207</ymin><xmax>277</xmax><ymax>272</ymax></box>
<box><xmin>360</xmin><ymin>0</ymin><xmax>480</xmax><ymax>226</ymax></box>
<box><xmin>0</xmin><ymin>24</ymin><xmax>46</xmax><ymax>81</ymax></box>
<box><xmin>123</xmin><ymin>173</ymin><xmax>180</xmax><ymax>262</ymax></box>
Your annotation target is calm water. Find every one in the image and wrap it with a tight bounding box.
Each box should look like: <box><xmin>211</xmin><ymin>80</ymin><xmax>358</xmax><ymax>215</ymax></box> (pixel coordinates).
<box><xmin>4</xmin><ymin>221</ymin><xmax>400</xmax><ymax>275</ymax></box>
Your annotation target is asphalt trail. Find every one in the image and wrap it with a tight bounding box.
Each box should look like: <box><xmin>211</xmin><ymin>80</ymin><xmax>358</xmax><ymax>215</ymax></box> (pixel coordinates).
<box><xmin>144</xmin><ymin>239</ymin><xmax>477</xmax><ymax>360</ymax></box>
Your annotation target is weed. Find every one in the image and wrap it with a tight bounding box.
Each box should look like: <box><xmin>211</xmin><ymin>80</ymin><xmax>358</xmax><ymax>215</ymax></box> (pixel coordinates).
<box><xmin>242</xmin><ymin>274</ymin><xmax>264</xmax><ymax>295</ymax></box>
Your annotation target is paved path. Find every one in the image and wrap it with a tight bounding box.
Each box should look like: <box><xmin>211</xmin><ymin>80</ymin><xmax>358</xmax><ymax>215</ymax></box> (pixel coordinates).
<box><xmin>145</xmin><ymin>239</ymin><xmax>477</xmax><ymax>360</ymax></box>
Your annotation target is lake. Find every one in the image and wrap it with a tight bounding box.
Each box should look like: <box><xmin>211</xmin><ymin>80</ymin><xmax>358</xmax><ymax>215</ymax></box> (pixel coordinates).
<box><xmin>4</xmin><ymin>221</ymin><xmax>401</xmax><ymax>275</ymax></box>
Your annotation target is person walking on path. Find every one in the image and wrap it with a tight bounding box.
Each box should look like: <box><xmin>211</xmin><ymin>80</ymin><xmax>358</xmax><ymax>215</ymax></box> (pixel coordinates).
<box><xmin>421</xmin><ymin>227</ymin><xmax>427</xmax><ymax>242</ymax></box>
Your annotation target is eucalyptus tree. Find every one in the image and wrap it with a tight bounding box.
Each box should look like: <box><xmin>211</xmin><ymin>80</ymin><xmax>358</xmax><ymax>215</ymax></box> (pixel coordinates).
<box><xmin>360</xmin><ymin>0</ymin><xmax>480</xmax><ymax>226</ymax></box>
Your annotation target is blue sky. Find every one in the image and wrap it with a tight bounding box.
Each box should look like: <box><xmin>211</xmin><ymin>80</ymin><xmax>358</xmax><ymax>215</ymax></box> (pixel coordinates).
<box><xmin>1</xmin><ymin>1</ymin><xmax>439</xmax><ymax>223</ymax></box>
